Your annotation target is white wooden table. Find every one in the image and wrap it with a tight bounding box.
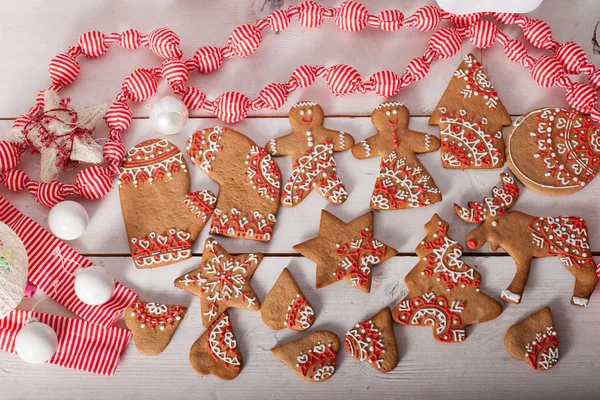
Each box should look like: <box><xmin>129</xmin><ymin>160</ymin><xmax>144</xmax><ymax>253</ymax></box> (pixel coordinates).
<box><xmin>1</xmin><ymin>1</ymin><xmax>600</xmax><ymax>398</ymax></box>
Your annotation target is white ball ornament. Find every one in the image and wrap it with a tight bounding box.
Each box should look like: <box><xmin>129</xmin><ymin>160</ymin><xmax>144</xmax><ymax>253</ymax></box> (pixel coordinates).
<box><xmin>0</xmin><ymin>222</ymin><xmax>28</xmax><ymax>319</ymax></box>
<box><xmin>74</xmin><ymin>265</ymin><xmax>115</xmax><ymax>306</ymax></box>
<box><xmin>149</xmin><ymin>96</ymin><xmax>189</xmax><ymax>135</ymax></box>
<box><xmin>15</xmin><ymin>319</ymin><xmax>58</xmax><ymax>364</ymax></box>
<box><xmin>48</xmin><ymin>201</ymin><xmax>89</xmax><ymax>241</ymax></box>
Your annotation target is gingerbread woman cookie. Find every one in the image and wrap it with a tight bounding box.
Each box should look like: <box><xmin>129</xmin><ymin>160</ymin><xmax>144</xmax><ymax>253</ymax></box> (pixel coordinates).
<box><xmin>352</xmin><ymin>102</ymin><xmax>442</xmax><ymax>210</ymax></box>
<box><xmin>266</xmin><ymin>102</ymin><xmax>355</xmax><ymax>207</ymax></box>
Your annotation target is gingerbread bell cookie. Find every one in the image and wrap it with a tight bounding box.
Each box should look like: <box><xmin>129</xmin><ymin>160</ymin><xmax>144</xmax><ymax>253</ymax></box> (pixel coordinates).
<box><xmin>294</xmin><ymin>210</ymin><xmax>397</xmax><ymax>293</ymax></box>
<box><xmin>505</xmin><ymin>307</ymin><xmax>559</xmax><ymax>371</ymax></box>
<box><xmin>187</xmin><ymin>126</ymin><xmax>282</xmax><ymax>241</ymax></box>
<box><xmin>190</xmin><ymin>311</ymin><xmax>243</xmax><ymax>380</ymax></box>
<box><xmin>261</xmin><ymin>268</ymin><xmax>315</xmax><ymax>331</ymax></box>
<box><xmin>392</xmin><ymin>214</ymin><xmax>502</xmax><ymax>342</ymax></box>
<box><xmin>266</xmin><ymin>102</ymin><xmax>355</xmax><ymax>207</ymax></box>
<box><xmin>345</xmin><ymin>307</ymin><xmax>398</xmax><ymax>372</ymax></box>
<box><xmin>119</xmin><ymin>139</ymin><xmax>216</xmax><ymax>269</ymax></box>
<box><xmin>455</xmin><ymin>173</ymin><xmax>599</xmax><ymax>306</ymax></box>
<box><xmin>429</xmin><ymin>54</ymin><xmax>512</xmax><ymax>169</ymax></box>
<box><xmin>174</xmin><ymin>238</ymin><xmax>262</xmax><ymax>327</ymax></box>
<box><xmin>506</xmin><ymin>107</ymin><xmax>600</xmax><ymax>195</ymax></box>
<box><xmin>272</xmin><ymin>330</ymin><xmax>340</xmax><ymax>382</ymax></box>
<box><xmin>352</xmin><ymin>102</ymin><xmax>442</xmax><ymax>210</ymax></box>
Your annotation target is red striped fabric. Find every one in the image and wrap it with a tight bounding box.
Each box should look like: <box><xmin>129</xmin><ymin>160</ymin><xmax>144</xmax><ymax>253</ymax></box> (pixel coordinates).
<box><xmin>122</xmin><ymin>69</ymin><xmax>158</xmax><ymax>102</ymax></box>
<box><xmin>267</xmin><ymin>9</ymin><xmax>291</xmax><ymax>32</ymax></box>
<box><xmin>161</xmin><ymin>59</ymin><xmax>188</xmax><ymax>91</ymax></box>
<box><xmin>119</xmin><ymin>29</ymin><xmax>141</xmax><ymax>49</ymax></box>
<box><xmin>105</xmin><ymin>101</ymin><xmax>132</xmax><ymax>132</ymax></box>
<box><xmin>181</xmin><ymin>86</ymin><xmax>207</xmax><ymax>110</ymax></box>
<box><xmin>48</xmin><ymin>53</ymin><xmax>80</xmax><ymax>86</ymax></box>
<box><xmin>146</xmin><ymin>27</ymin><xmax>182</xmax><ymax>59</ymax></box>
<box><xmin>228</xmin><ymin>24</ymin><xmax>262</xmax><ymax>57</ymax></box>
<box><xmin>503</xmin><ymin>39</ymin><xmax>528</xmax><ymax>62</ymax></box>
<box><xmin>0</xmin><ymin>309</ymin><xmax>130</xmax><ymax>375</ymax></box>
<box><xmin>3</xmin><ymin>170</ymin><xmax>28</xmax><ymax>191</ymax></box>
<box><xmin>450</xmin><ymin>13</ymin><xmax>483</xmax><ymax>28</ymax></box>
<box><xmin>369</xmin><ymin>70</ymin><xmax>400</xmax><ymax>97</ymax></box>
<box><xmin>258</xmin><ymin>82</ymin><xmax>288</xmax><ymax>110</ymax></box>
<box><xmin>326</xmin><ymin>64</ymin><xmax>361</xmax><ymax>96</ymax></box>
<box><xmin>298</xmin><ymin>0</ymin><xmax>325</xmax><ymax>28</ymax></box>
<box><xmin>405</xmin><ymin>56</ymin><xmax>431</xmax><ymax>82</ymax></box>
<box><xmin>0</xmin><ymin>141</ymin><xmax>20</xmax><ymax>172</ymax></box>
<box><xmin>378</xmin><ymin>10</ymin><xmax>403</xmax><ymax>31</ymax></box>
<box><xmin>530</xmin><ymin>55</ymin><xmax>564</xmax><ymax>88</ymax></box>
<box><xmin>468</xmin><ymin>20</ymin><xmax>497</xmax><ymax>49</ymax></box>
<box><xmin>590</xmin><ymin>70</ymin><xmax>600</xmax><ymax>92</ymax></box>
<box><xmin>78</xmin><ymin>31</ymin><xmax>108</xmax><ymax>58</ymax></box>
<box><xmin>565</xmin><ymin>82</ymin><xmax>598</xmax><ymax>113</ymax></box>
<box><xmin>194</xmin><ymin>46</ymin><xmax>223</xmax><ymax>73</ymax></box>
<box><xmin>214</xmin><ymin>92</ymin><xmax>250</xmax><ymax>123</ymax></box>
<box><xmin>291</xmin><ymin>65</ymin><xmax>316</xmax><ymax>88</ymax></box>
<box><xmin>428</xmin><ymin>28</ymin><xmax>463</xmax><ymax>59</ymax></box>
<box><xmin>522</xmin><ymin>19</ymin><xmax>554</xmax><ymax>49</ymax></box>
<box><xmin>554</xmin><ymin>42</ymin><xmax>588</xmax><ymax>74</ymax></box>
<box><xmin>334</xmin><ymin>1</ymin><xmax>368</xmax><ymax>32</ymax></box>
<box><xmin>0</xmin><ymin>196</ymin><xmax>137</xmax><ymax>328</ymax></box>
<box><xmin>76</xmin><ymin>166</ymin><xmax>113</xmax><ymax>200</ymax></box>
<box><xmin>410</xmin><ymin>6</ymin><xmax>441</xmax><ymax>32</ymax></box>
<box><xmin>35</xmin><ymin>182</ymin><xmax>65</xmax><ymax>208</ymax></box>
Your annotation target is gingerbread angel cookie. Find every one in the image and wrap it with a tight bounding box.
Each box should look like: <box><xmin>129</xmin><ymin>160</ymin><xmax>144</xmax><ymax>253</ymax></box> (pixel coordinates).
<box><xmin>429</xmin><ymin>54</ymin><xmax>512</xmax><ymax>169</ymax></box>
<box><xmin>187</xmin><ymin>126</ymin><xmax>282</xmax><ymax>242</ymax></box>
<box><xmin>352</xmin><ymin>102</ymin><xmax>442</xmax><ymax>210</ymax></box>
<box><xmin>119</xmin><ymin>139</ymin><xmax>216</xmax><ymax>269</ymax></box>
<box><xmin>392</xmin><ymin>214</ymin><xmax>502</xmax><ymax>342</ymax></box>
<box><xmin>266</xmin><ymin>102</ymin><xmax>355</xmax><ymax>207</ymax></box>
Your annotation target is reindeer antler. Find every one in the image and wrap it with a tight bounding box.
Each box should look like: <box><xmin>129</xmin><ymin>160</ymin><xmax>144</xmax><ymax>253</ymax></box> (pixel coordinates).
<box><xmin>454</xmin><ymin>173</ymin><xmax>520</xmax><ymax>223</ymax></box>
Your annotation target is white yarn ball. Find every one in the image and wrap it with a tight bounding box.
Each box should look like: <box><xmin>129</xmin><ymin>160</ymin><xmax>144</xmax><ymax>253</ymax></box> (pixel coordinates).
<box><xmin>150</xmin><ymin>96</ymin><xmax>189</xmax><ymax>135</ymax></box>
<box><xmin>15</xmin><ymin>319</ymin><xmax>58</xmax><ymax>364</ymax></box>
<box><xmin>0</xmin><ymin>222</ymin><xmax>28</xmax><ymax>319</ymax></box>
<box><xmin>48</xmin><ymin>201</ymin><xmax>89</xmax><ymax>241</ymax></box>
<box><xmin>74</xmin><ymin>265</ymin><xmax>115</xmax><ymax>306</ymax></box>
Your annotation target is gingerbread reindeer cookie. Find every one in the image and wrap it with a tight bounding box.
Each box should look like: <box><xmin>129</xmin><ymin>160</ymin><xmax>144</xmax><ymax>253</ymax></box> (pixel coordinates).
<box><xmin>266</xmin><ymin>102</ymin><xmax>355</xmax><ymax>207</ymax></box>
<box><xmin>352</xmin><ymin>102</ymin><xmax>442</xmax><ymax>210</ymax></box>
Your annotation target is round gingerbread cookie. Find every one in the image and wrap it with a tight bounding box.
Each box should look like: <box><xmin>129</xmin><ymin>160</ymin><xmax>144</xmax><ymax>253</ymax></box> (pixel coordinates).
<box><xmin>506</xmin><ymin>107</ymin><xmax>600</xmax><ymax>195</ymax></box>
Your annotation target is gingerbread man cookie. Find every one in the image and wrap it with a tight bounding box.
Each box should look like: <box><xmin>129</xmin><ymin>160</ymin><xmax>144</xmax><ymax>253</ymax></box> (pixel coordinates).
<box><xmin>352</xmin><ymin>102</ymin><xmax>442</xmax><ymax>210</ymax></box>
<box><xmin>266</xmin><ymin>102</ymin><xmax>355</xmax><ymax>207</ymax></box>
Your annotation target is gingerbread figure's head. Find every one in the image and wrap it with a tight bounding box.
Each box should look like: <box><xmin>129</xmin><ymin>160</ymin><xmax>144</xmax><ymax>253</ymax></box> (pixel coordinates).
<box><xmin>371</xmin><ymin>102</ymin><xmax>410</xmax><ymax>132</ymax></box>
<box><xmin>289</xmin><ymin>102</ymin><xmax>324</xmax><ymax>130</ymax></box>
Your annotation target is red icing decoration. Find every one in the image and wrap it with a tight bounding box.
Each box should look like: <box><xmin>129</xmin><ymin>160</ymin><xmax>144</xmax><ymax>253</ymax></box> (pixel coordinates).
<box><xmin>335</xmin><ymin>229</ymin><xmax>388</xmax><ymax>289</ymax></box>
<box><xmin>245</xmin><ymin>146</ymin><xmax>281</xmax><ymax>200</ymax></box>
<box><xmin>129</xmin><ymin>302</ymin><xmax>185</xmax><ymax>330</ymax></box>
<box><xmin>298</xmin><ymin>344</ymin><xmax>337</xmax><ymax>379</ymax></box>
<box><xmin>131</xmin><ymin>229</ymin><xmax>192</xmax><ymax>268</ymax></box>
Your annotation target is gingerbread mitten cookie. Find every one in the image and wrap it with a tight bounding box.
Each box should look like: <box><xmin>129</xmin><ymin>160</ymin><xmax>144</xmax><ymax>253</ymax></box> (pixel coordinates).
<box><xmin>190</xmin><ymin>312</ymin><xmax>243</xmax><ymax>380</ymax></box>
<box><xmin>266</xmin><ymin>102</ymin><xmax>354</xmax><ymax>207</ymax></box>
<box><xmin>261</xmin><ymin>268</ymin><xmax>315</xmax><ymax>331</ymax></box>
<box><xmin>505</xmin><ymin>307</ymin><xmax>559</xmax><ymax>371</ymax></box>
<box><xmin>352</xmin><ymin>102</ymin><xmax>441</xmax><ymax>210</ymax></box>
<box><xmin>174</xmin><ymin>238</ymin><xmax>262</xmax><ymax>327</ymax></box>
<box><xmin>272</xmin><ymin>330</ymin><xmax>340</xmax><ymax>382</ymax></box>
<box><xmin>119</xmin><ymin>139</ymin><xmax>216</xmax><ymax>269</ymax></box>
<box><xmin>125</xmin><ymin>301</ymin><xmax>187</xmax><ymax>356</ymax></box>
<box><xmin>429</xmin><ymin>54</ymin><xmax>512</xmax><ymax>169</ymax></box>
<box><xmin>187</xmin><ymin>126</ymin><xmax>281</xmax><ymax>241</ymax></box>
<box><xmin>345</xmin><ymin>307</ymin><xmax>398</xmax><ymax>372</ymax></box>
<box><xmin>294</xmin><ymin>210</ymin><xmax>397</xmax><ymax>293</ymax></box>
<box><xmin>392</xmin><ymin>214</ymin><xmax>502</xmax><ymax>342</ymax></box>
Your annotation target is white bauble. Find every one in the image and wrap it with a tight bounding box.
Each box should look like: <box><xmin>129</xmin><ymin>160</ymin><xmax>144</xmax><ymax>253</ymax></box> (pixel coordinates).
<box><xmin>74</xmin><ymin>265</ymin><xmax>114</xmax><ymax>306</ymax></box>
<box><xmin>15</xmin><ymin>320</ymin><xmax>58</xmax><ymax>364</ymax></box>
<box><xmin>436</xmin><ymin>0</ymin><xmax>544</xmax><ymax>13</ymax></box>
<box><xmin>48</xmin><ymin>201</ymin><xmax>89</xmax><ymax>241</ymax></box>
<box><xmin>149</xmin><ymin>96</ymin><xmax>189</xmax><ymax>135</ymax></box>
<box><xmin>0</xmin><ymin>222</ymin><xmax>28</xmax><ymax>319</ymax></box>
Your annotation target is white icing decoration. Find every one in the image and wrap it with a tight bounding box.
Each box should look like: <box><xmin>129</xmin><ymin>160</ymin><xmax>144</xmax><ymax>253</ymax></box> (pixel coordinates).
<box><xmin>208</xmin><ymin>315</ymin><xmax>241</xmax><ymax>367</ymax></box>
<box><xmin>572</xmin><ymin>296</ymin><xmax>589</xmax><ymax>307</ymax></box>
<box><xmin>501</xmin><ymin>289</ymin><xmax>521</xmax><ymax>303</ymax></box>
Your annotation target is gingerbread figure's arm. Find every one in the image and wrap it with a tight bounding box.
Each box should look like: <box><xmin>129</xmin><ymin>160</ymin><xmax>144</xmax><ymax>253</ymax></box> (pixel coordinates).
<box><xmin>351</xmin><ymin>135</ymin><xmax>379</xmax><ymax>159</ymax></box>
<box><xmin>265</xmin><ymin>133</ymin><xmax>296</xmax><ymax>156</ymax></box>
<box><xmin>319</xmin><ymin>128</ymin><xmax>355</xmax><ymax>152</ymax></box>
<box><xmin>403</xmin><ymin>129</ymin><xmax>440</xmax><ymax>154</ymax></box>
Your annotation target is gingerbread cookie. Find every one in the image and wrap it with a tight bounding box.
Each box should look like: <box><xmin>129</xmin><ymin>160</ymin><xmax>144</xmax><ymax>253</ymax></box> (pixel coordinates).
<box><xmin>119</xmin><ymin>139</ymin><xmax>216</xmax><ymax>269</ymax></box>
<box><xmin>504</xmin><ymin>307</ymin><xmax>559</xmax><ymax>371</ymax></box>
<box><xmin>455</xmin><ymin>173</ymin><xmax>599</xmax><ymax>306</ymax></box>
<box><xmin>294</xmin><ymin>210</ymin><xmax>397</xmax><ymax>293</ymax></box>
<box><xmin>345</xmin><ymin>307</ymin><xmax>398</xmax><ymax>372</ymax></box>
<box><xmin>271</xmin><ymin>330</ymin><xmax>340</xmax><ymax>382</ymax></box>
<box><xmin>506</xmin><ymin>107</ymin><xmax>600</xmax><ymax>195</ymax></box>
<box><xmin>429</xmin><ymin>54</ymin><xmax>512</xmax><ymax>169</ymax></box>
<box><xmin>261</xmin><ymin>268</ymin><xmax>315</xmax><ymax>331</ymax></box>
<box><xmin>352</xmin><ymin>102</ymin><xmax>442</xmax><ymax>210</ymax></box>
<box><xmin>392</xmin><ymin>214</ymin><xmax>502</xmax><ymax>342</ymax></box>
<box><xmin>189</xmin><ymin>311</ymin><xmax>243</xmax><ymax>380</ymax></box>
<box><xmin>266</xmin><ymin>102</ymin><xmax>355</xmax><ymax>207</ymax></box>
<box><xmin>125</xmin><ymin>301</ymin><xmax>187</xmax><ymax>356</ymax></box>
<box><xmin>174</xmin><ymin>238</ymin><xmax>262</xmax><ymax>327</ymax></box>
<box><xmin>187</xmin><ymin>126</ymin><xmax>281</xmax><ymax>241</ymax></box>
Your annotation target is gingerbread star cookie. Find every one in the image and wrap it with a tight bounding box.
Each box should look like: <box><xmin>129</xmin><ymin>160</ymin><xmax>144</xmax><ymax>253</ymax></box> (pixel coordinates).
<box><xmin>174</xmin><ymin>238</ymin><xmax>262</xmax><ymax>327</ymax></box>
<box><xmin>271</xmin><ymin>330</ymin><xmax>340</xmax><ymax>382</ymax></box>
<box><xmin>345</xmin><ymin>307</ymin><xmax>398</xmax><ymax>372</ymax></box>
<box><xmin>189</xmin><ymin>311</ymin><xmax>243</xmax><ymax>380</ymax></box>
<box><xmin>261</xmin><ymin>267</ymin><xmax>315</xmax><ymax>331</ymax></box>
<box><xmin>352</xmin><ymin>102</ymin><xmax>442</xmax><ymax>210</ymax></box>
<box><xmin>294</xmin><ymin>210</ymin><xmax>397</xmax><ymax>293</ymax></box>
<box><xmin>266</xmin><ymin>102</ymin><xmax>355</xmax><ymax>207</ymax></box>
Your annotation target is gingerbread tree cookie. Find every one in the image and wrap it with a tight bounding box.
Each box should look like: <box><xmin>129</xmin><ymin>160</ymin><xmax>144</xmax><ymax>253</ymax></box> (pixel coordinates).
<box><xmin>271</xmin><ymin>330</ymin><xmax>340</xmax><ymax>383</ymax></box>
<box><xmin>392</xmin><ymin>214</ymin><xmax>502</xmax><ymax>342</ymax></box>
<box><xmin>345</xmin><ymin>307</ymin><xmax>398</xmax><ymax>373</ymax></box>
<box><xmin>261</xmin><ymin>268</ymin><xmax>315</xmax><ymax>331</ymax></box>
<box><xmin>429</xmin><ymin>54</ymin><xmax>512</xmax><ymax>169</ymax></box>
<box><xmin>352</xmin><ymin>102</ymin><xmax>442</xmax><ymax>210</ymax></box>
<box><xmin>119</xmin><ymin>139</ymin><xmax>216</xmax><ymax>269</ymax></box>
<box><xmin>266</xmin><ymin>102</ymin><xmax>355</xmax><ymax>207</ymax></box>
<box><xmin>187</xmin><ymin>126</ymin><xmax>282</xmax><ymax>242</ymax></box>
<box><xmin>294</xmin><ymin>210</ymin><xmax>397</xmax><ymax>293</ymax></box>
<box><xmin>174</xmin><ymin>238</ymin><xmax>262</xmax><ymax>327</ymax></box>
<box><xmin>189</xmin><ymin>311</ymin><xmax>243</xmax><ymax>380</ymax></box>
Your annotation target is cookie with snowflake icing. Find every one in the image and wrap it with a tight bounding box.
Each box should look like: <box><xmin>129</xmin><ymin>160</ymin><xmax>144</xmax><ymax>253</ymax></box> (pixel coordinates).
<box><xmin>505</xmin><ymin>307</ymin><xmax>559</xmax><ymax>371</ymax></box>
<box><xmin>261</xmin><ymin>268</ymin><xmax>315</xmax><ymax>331</ymax></box>
<box><xmin>125</xmin><ymin>301</ymin><xmax>187</xmax><ymax>356</ymax></box>
<box><xmin>429</xmin><ymin>54</ymin><xmax>512</xmax><ymax>169</ymax></box>
<box><xmin>345</xmin><ymin>307</ymin><xmax>398</xmax><ymax>372</ymax></box>
<box><xmin>271</xmin><ymin>330</ymin><xmax>341</xmax><ymax>382</ymax></box>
